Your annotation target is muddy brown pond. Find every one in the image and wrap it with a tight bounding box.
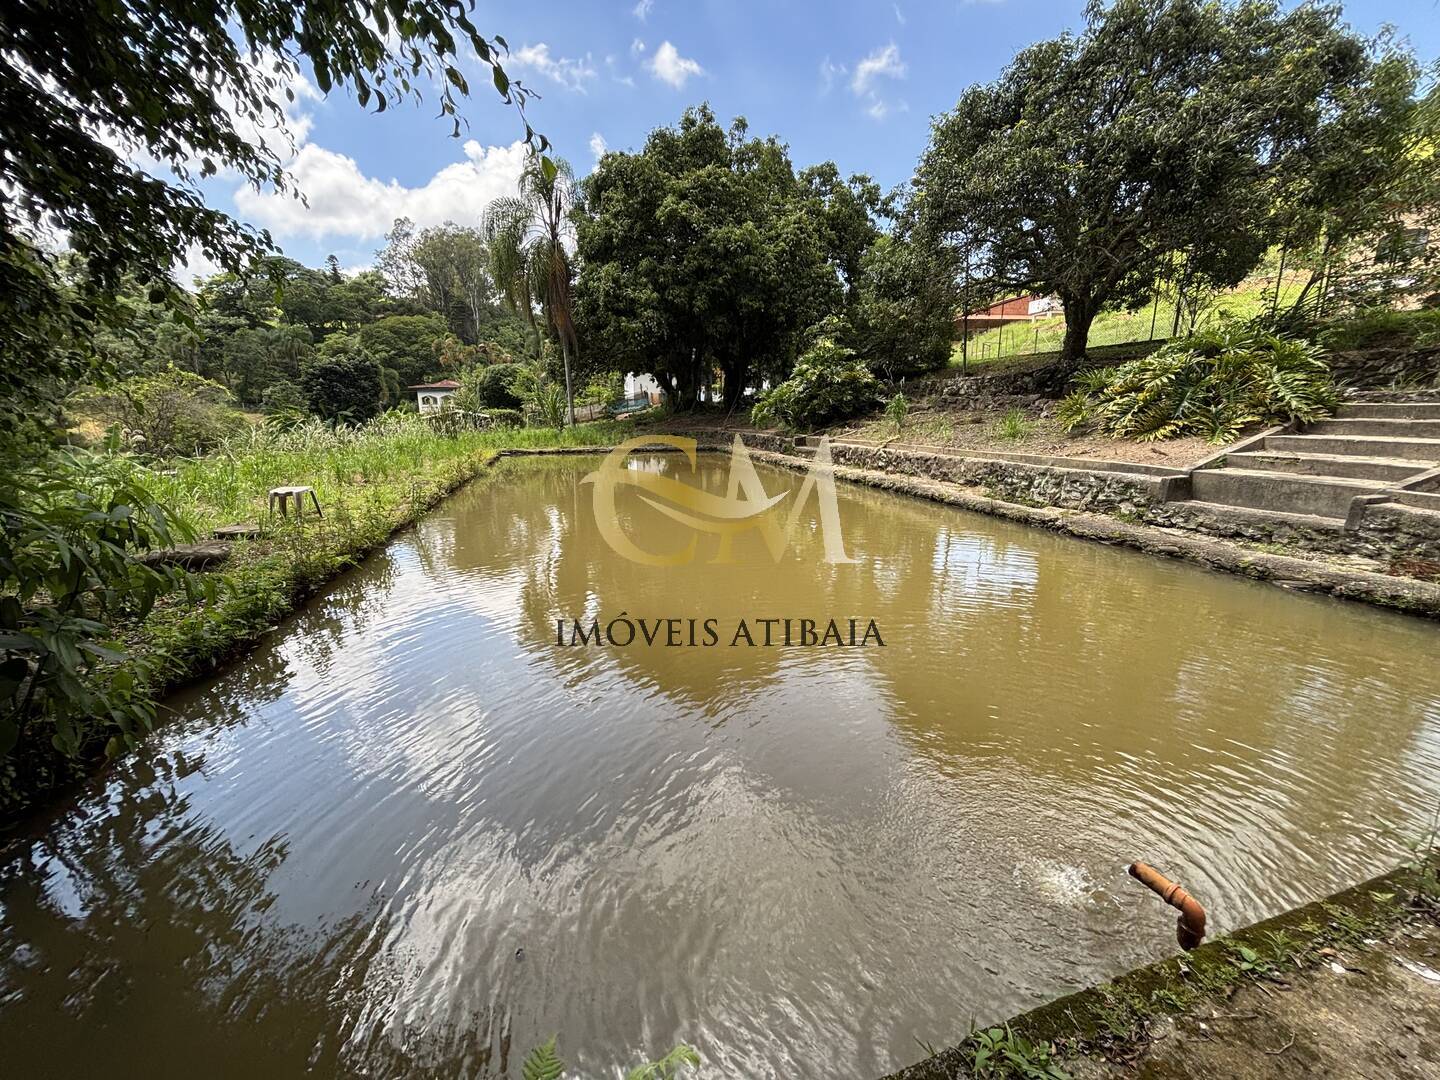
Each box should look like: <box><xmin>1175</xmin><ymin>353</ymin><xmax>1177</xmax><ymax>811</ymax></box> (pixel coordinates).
<box><xmin>4</xmin><ymin>453</ymin><xmax>1440</xmax><ymax>1078</ymax></box>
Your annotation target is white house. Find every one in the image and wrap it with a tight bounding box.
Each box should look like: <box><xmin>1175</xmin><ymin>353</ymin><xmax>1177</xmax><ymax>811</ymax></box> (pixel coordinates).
<box><xmin>624</xmin><ymin>372</ymin><xmax>664</xmax><ymax>404</ymax></box>
<box><xmin>409</xmin><ymin>380</ymin><xmax>460</xmax><ymax>414</ymax></box>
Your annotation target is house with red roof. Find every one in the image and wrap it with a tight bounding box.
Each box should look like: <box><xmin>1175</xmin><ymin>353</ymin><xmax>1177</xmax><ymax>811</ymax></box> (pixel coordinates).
<box><xmin>408</xmin><ymin>380</ymin><xmax>461</xmax><ymax>414</ymax></box>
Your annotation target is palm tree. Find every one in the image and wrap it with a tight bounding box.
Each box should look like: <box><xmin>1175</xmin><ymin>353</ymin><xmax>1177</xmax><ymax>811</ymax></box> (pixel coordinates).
<box><xmin>482</xmin><ymin>155</ymin><xmax>579</xmax><ymax>425</ymax></box>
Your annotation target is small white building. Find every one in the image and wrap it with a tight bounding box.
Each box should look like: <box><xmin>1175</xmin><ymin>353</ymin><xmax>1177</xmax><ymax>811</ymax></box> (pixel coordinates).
<box><xmin>624</xmin><ymin>372</ymin><xmax>664</xmax><ymax>404</ymax></box>
<box><xmin>409</xmin><ymin>380</ymin><xmax>461</xmax><ymax>414</ymax></box>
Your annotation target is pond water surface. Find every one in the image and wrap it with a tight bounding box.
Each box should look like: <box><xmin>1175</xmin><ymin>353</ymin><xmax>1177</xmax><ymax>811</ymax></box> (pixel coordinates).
<box><xmin>3</xmin><ymin>453</ymin><xmax>1440</xmax><ymax>1078</ymax></box>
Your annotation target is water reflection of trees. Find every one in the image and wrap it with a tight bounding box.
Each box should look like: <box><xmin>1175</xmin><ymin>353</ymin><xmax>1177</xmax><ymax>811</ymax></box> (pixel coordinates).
<box><xmin>417</xmin><ymin>454</ymin><xmax>1439</xmax><ymax>838</ymax></box>
<box><xmin>158</xmin><ymin>547</ymin><xmax>405</xmax><ymax>744</ymax></box>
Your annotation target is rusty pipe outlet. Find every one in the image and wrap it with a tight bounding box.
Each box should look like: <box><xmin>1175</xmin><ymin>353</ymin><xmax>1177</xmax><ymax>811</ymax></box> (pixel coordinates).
<box><xmin>1128</xmin><ymin>861</ymin><xmax>1207</xmax><ymax>951</ymax></box>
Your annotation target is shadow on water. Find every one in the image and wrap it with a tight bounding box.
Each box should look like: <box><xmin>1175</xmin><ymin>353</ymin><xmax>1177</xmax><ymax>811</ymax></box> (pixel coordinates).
<box><xmin>3</xmin><ymin>452</ymin><xmax>1439</xmax><ymax>1078</ymax></box>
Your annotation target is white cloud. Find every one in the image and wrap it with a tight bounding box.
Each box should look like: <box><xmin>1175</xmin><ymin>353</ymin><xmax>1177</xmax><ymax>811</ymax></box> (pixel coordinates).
<box><xmin>851</xmin><ymin>43</ymin><xmax>906</xmax><ymax>120</ymax></box>
<box><xmin>851</xmin><ymin>43</ymin><xmax>906</xmax><ymax>95</ymax></box>
<box><xmin>589</xmin><ymin>132</ymin><xmax>608</xmax><ymax>161</ymax></box>
<box><xmin>649</xmin><ymin>41</ymin><xmax>704</xmax><ymax>89</ymax></box>
<box><xmin>175</xmin><ymin>244</ymin><xmax>223</xmax><ymax>287</ymax></box>
<box><xmin>234</xmin><ymin>139</ymin><xmax>530</xmax><ymax>242</ymax></box>
<box><xmin>631</xmin><ymin>37</ymin><xmax>647</xmax><ymax>56</ymax></box>
<box><xmin>632</xmin><ymin>0</ymin><xmax>654</xmax><ymax>20</ymax></box>
<box><xmin>510</xmin><ymin>43</ymin><xmax>598</xmax><ymax>92</ymax></box>
<box><xmin>819</xmin><ymin>56</ymin><xmax>846</xmax><ymax>95</ymax></box>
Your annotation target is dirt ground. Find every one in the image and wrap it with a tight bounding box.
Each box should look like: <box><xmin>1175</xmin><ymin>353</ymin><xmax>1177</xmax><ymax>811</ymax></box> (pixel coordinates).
<box><xmin>644</xmin><ymin>403</ymin><xmax>1224</xmax><ymax>469</ymax></box>
<box><xmin>833</xmin><ymin>402</ymin><xmax>1225</xmax><ymax>468</ymax></box>
<box><xmin>1069</xmin><ymin>920</ymin><xmax>1440</xmax><ymax>1080</ymax></box>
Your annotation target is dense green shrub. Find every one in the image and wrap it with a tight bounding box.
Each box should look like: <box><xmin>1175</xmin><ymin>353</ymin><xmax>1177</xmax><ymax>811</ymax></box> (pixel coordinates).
<box><xmin>1315</xmin><ymin>307</ymin><xmax>1440</xmax><ymax>352</ymax></box>
<box><xmin>848</xmin><ymin>235</ymin><xmax>957</xmax><ymax>381</ymax></box>
<box><xmin>751</xmin><ymin>338</ymin><xmax>882</xmax><ymax>431</ymax></box>
<box><xmin>302</xmin><ymin>353</ymin><xmax>384</xmax><ymax>424</ymax></box>
<box><xmin>1056</xmin><ymin>324</ymin><xmax>1338</xmax><ymax>443</ymax></box>
<box><xmin>0</xmin><ymin>452</ymin><xmax>197</xmax><ymax>763</ymax></box>
<box><xmin>461</xmin><ymin>362</ymin><xmax>524</xmax><ymax>410</ymax></box>
<box><xmin>578</xmin><ymin>371</ymin><xmax>624</xmax><ymax>409</ymax></box>
<box><xmin>260</xmin><ymin>379</ymin><xmax>307</xmax><ymax>415</ymax></box>
<box><xmin>76</xmin><ymin>368</ymin><xmax>247</xmax><ymax>455</ymax></box>
<box><xmin>512</xmin><ymin>362</ymin><xmax>567</xmax><ymax>430</ymax></box>
<box><xmin>483</xmin><ymin>407</ymin><xmax>523</xmax><ymax>428</ymax></box>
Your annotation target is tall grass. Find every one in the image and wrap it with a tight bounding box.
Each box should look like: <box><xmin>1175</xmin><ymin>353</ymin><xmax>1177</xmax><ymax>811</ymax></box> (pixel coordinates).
<box><xmin>127</xmin><ymin>412</ymin><xmax>625</xmax><ymax>695</ymax></box>
<box><xmin>135</xmin><ymin>413</ymin><xmax>624</xmax><ymax>533</ymax></box>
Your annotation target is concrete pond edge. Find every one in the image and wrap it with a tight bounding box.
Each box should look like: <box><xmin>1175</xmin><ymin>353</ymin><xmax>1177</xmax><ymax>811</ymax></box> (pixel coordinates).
<box><xmin>876</xmin><ymin>862</ymin><xmax>1439</xmax><ymax>1080</ymax></box>
<box><xmin>666</xmin><ymin>440</ymin><xmax>1440</xmax><ymax>620</ymax></box>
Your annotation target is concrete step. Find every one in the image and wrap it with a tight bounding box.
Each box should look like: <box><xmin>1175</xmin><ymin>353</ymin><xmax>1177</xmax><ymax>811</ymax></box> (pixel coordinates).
<box><xmin>1174</xmin><ymin>500</ymin><xmax>1350</xmax><ymax>535</ymax></box>
<box><xmin>1264</xmin><ymin>433</ymin><xmax>1440</xmax><ymax>464</ymax></box>
<box><xmin>1304</xmin><ymin>417</ymin><xmax>1440</xmax><ymax>438</ymax></box>
<box><xmin>1224</xmin><ymin>450</ymin><xmax>1427</xmax><ymax>483</ymax></box>
<box><xmin>1190</xmin><ymin>468</ymin><xmax>1379</xmax><ymax>519</ymax></box>
<box><xmin>1338</xmin><ymin>402</ymin><xmax>1440</xmax><ymax>420</ymax></box>
<box><xmin>1390</xmin><ymin>490</ymin><xmax>1440</xmax><ymax>514</ymax></box>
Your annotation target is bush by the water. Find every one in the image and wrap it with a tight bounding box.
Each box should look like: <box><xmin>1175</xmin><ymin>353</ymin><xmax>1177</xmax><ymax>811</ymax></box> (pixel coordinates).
<box><xmin>1056</xmin><ymin>325</ymin><xmax>1338</xmax><ymax>443</ymax></box>
<box><xmin>76</xmin><ymin>368</ymin><xmax>247</xmax><ymax>456</ymax></box>
<box><xmin>751</xmin><ymin>339</ymin><xmax>882</xmax><ymax>431</ymax></box>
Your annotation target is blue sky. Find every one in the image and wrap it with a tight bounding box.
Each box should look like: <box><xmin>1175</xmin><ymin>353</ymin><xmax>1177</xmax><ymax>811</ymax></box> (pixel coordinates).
<box><xmin>192</xmin><ymin>0</ymin><xmax>1440</xmax><ymax>276</ymax></box>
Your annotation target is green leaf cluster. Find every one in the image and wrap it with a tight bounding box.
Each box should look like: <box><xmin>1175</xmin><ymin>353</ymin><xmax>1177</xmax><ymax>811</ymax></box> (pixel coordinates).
<box><xmin>751</xmin><ymin>338</ymin><xmax>883</xmax><ymax>431</ymax></box>
<box><xmin>1057</xmin><ymin>323</ymin><xmax>1339</xmax><ymax>443</ymax></box>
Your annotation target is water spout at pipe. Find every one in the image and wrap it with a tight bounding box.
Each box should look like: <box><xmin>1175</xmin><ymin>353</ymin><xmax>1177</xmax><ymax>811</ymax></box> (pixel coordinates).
<box><xmin>1128</xmin><ymin>862</ymin><xmax>1206</xmax><ymax>951</ymax></box>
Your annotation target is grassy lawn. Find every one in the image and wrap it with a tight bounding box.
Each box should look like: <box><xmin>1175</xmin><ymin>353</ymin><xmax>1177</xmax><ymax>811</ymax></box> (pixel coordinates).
<box><xmin>949</xmin><ymin>272</ymin><xmax>1310</xmax><ymax>370</ymax></box>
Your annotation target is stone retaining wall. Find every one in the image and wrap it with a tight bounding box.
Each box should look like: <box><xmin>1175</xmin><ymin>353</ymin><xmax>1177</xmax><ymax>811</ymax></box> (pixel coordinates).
<box><xmin>1330</xmin><ymin>345</ymin><xmax>1440</xmax><ymax>389</ymax></box>
<box><xmin>663</xmin><ymin>427</ymin><xmax>1440</xmax><ymax>566</ymax></box>
<box><xmin>823</xmin><ymin>442</ymin><xmax>1163</xmax><ymax>514</ymax></box>
<box><xmin>1353</xmin><ymin>501</ymin><xmax>1440</xmax><ymax>560</ymax></box>
<box><xmin>677</xmin><ymin>429</ymin><xmax>1169</xmax><ymax>514</ymax></box>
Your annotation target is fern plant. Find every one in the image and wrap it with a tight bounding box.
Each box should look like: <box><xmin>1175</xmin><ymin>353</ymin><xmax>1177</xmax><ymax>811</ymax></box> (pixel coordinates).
<box><xmin>521</xmin><ymin>1038</ymin><xmax>700</xmax><ymax>1080</ymax></box>
<box><xmin>522</xmin><ymin>1038</ymin><xmax>565</xmax><ymax>1080</ymax></box>
<box><xmin>625</xmin><ymin>1044</ymin><xmax>702</xmax><ymax>1080</ymax></box>
<box><xmin>1056</xmin><ymin>322</ymin><xmax>1338</xmax><ymax>443</ymax></box>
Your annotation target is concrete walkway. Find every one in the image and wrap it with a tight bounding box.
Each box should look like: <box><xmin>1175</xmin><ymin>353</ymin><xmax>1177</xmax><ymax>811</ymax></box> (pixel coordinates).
<box><xmin>881</xmin><ymin>868</ymin><xmax>1440</xmax><ymax>1080</ymax></box>
<box><xmin>1069</xmin><ymin>919</ymin><xmax>1440</xmax><ymax>1080</ymax></box>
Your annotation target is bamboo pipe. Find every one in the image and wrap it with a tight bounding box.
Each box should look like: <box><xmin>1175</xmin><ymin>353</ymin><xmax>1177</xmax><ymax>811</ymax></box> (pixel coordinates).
<box><xmin>1128</xmin><ymin>862</ymin><xmax>1207</xmax><ymax>951</ymax></box>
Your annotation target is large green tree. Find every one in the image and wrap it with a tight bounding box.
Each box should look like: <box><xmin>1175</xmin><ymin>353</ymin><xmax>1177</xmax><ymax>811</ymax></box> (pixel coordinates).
<box><xmin>914</xmin><ymin>0</ymin><xmax>1418</xmax><ymax>368</ymax></box>
<box><xmin>798</xmin><ymin>163</ymin><xmax>884</xmax><ymax>303</ymax></box>
<box><xmin>575</xmin><ymin>106</ymin><xmax>839</xmax><ymax>411</ymax></box>
<box><xmin>358</xmin><ymin>313</ymin><xmax>449</xmax><ymax>387</ymax></box>
<box><xmin>376</xmin><ymin>220</ymin><xmax>504</xmax><ymax>344</ymax></box>
<box><xmin>0</xmin><ymin>0</ymin><xmax>539</xmax><ymax>436</ymax></box>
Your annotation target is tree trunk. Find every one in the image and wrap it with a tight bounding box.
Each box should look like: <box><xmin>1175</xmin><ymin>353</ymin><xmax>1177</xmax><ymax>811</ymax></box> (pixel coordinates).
<box><xmin>722</xmin><ymin>361</ymin><xmax>746</xmax><ymax>414</ymax></box>
<box><xmin>560</xmin><ymin>335</ymin><xmax>575</xmax><ymax>427</ymax></box>
<box><xmin>1059</xmin><ymin>295</ymin><xmax>1097</xmax><ymax>370</ymax></box>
